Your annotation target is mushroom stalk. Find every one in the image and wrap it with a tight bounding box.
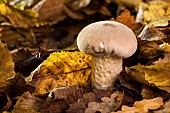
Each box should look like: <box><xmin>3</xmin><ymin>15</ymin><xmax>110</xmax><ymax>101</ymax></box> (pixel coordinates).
<box><xmin>92</xmin><ymin>56</ymin><xmax>122</xmax><ymax>90</ymax></box>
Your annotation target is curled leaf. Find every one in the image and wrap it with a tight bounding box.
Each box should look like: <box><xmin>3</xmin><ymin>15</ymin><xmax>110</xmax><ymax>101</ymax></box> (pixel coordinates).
<box><xmin>126</xmin><ymin>63</ymin><xmax>170</xmax><ymax>87</ymax></box>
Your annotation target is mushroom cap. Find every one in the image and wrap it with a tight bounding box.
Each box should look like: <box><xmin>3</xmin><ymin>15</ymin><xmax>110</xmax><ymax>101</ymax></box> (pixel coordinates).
<box><xmin>77</xmin><ymin>21</ymin><xmax>137</xmax><ymax>58</ymax></box>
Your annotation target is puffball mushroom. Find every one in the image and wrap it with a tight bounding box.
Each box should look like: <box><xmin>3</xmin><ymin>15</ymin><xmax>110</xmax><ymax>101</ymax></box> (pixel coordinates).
<box><xmin>77</xmin><ymin>21</ymin><xmax>137</xmax><ymax>90</ymax></box>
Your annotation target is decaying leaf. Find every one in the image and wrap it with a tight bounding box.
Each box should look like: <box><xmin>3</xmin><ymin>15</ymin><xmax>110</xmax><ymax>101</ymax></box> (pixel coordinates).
<box><xmin>154</xmin><ymin>53</ymin><xmax>170</xmax><ymax>64</ymax></box>
<box><xmin>113</xmin><ymin>97</ymin><xmax>163</xmax><ymax>113</ymax></box>
<box><xmin>111</xmin><ymin>9</ymin><xmax>140</xmax><ymax>30</ymax></box>
<box><xmin>40</xmin><ymin>99</ymin><xmax>69</xmax><ymax>113</ymax></box>
<box><xmin>0</xmin><ymin>40</ymin><xmax>15</xmax><ymax>92</ymax></box>
<box><xmin>46</xmin><ymin>85</ymin><xmax>85</xmax><ymax>104</ymax></box>
<box><xmin>138</xmin><ymin>1</ymin><xmax>170</xmax><ymax>26</ymax></box>
<box><xmin>67</xmin><ymin>92</ymin><xmax>96</xmax><ymax>113</ymax></box>
<box><xmin>138</xmin><ymin>41</ymin><xmax>162</xmax><ymax>59</ymax></box>
<box><xmin>29</xmin><ymin>51</ymin><xmax>92</xmax><ymax>95</ymax></box>
<box><xmin>0</xmin><ymin>3</ymin><xmax>39</xmax><ymax>28</ymax></box>
<box><xmin>85</xmin><ymin>91</ymin><xmax>123</xmax><ymax>113</ymax></box>
<box><xmin>12</xmin><ymin>92</ymin><xmax>44</xmax><ymax>113</ymax></box>
<box><xmin>126</xmin><ymin>63</ymin><xmax>170</xmax><ymax>87</ymax></box>
<box><xmin>138</xmin><ymin>25</ymin><xmax>166</xmax><ymax>41</ymax></box>
<box><xmin>141</xmin><ymin>85</ymin><xmax>170</xmax><ymax>100</ymax></box>
<box><xmin>138</xmin><ymin>41</ymin><xmax>170</xmax><ymax>60</ymax></box>
<box><xmin>67</xmin><ymin>89</ymin><xmax>113</xmax><ymax>113</ymax></box>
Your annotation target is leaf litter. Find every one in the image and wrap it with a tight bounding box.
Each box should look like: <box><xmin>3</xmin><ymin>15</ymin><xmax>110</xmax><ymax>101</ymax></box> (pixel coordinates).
<box><xmin>1</xmin><ymin>0</ymin><xmax>170</xmax><ymax>113</ymax></box>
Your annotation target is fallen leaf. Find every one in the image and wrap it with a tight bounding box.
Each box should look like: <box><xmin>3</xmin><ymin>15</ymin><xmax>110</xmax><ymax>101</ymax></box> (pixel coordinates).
<box><xmin>113</xmin><ymin>97</ymin><xmax>163</xmax><ymax>113</ymax></box>
<box><xmin>67</xmin><ymin>89</ymin><xmax>113</xmax><ymax>113</ymax></box>
<box><xmin>111</xmin><ymin>9</ymin><xmax>140</xmax><ymax>30</ymax></box>
<box><xmin>40</xmin><ymin>99</ymin><xmax>69</xmax><ymax>113</ymax></box>
<box><xmin>126</xmin><ymin>63</ymin><xmax>170</xmax><ymax>87</ymax></box>
<box><xmin>67</xmin><ymin>92</ymin><xmax>96</xmax><ymax>113</ymax></box>
<box><xmin>85</xmin><ymin>91</ymin><xmax>123</xmax><ymax>113</ymax></box>
<box><xmin>161</xmin><ymin>100</ymin><xmax>170</xmax><ymax>113</ymax></box>
<box><xmin>29</xmin><ymin>51</ymin><xmax>92</xmax><ymax>95</ymax></box>
<box><xmin>0</xmin><ymin>93</ymin><xmax>12</xmax><ymax>112</ymax></box>
<box><xmin>139</xmin><ymin>1</ymin><xmax>170</xmax><ymax>25</ymax></box>
<box><xmin>0</xmin><ymin>40</ymin><xmax>15</xmax><ymax>92</ymax></box>
<box><xmin>12</xmin><ymin>92</ymin><xmax>44</xmax><ymax>113</ymax></box>
<box><xmin>34</xmin><ymin>0</ymin><xmax>67</xmax><ymax>22</ymax></box>
<box><xmin>0</xmin><ymin>3</ymin><xmax>39</xmax><ymax>28</ymax></box>
<box><xmin>138</xmin><ymin>25</ymin><xmax>166</xmax><ymax>41</ymax></box>
<box><xmin>138</xmin><ymin>41</ymin><xmax>162</xmax><ymax>59</ymax></box>
<box><xmin>141</xmin><ymin>85</ymin><xmax>169</xmax><ymax>99</ymax></box>
<box><xmin>154</xmin><ymin>53</ymin><xmax>170</xmax><ymax>64</ymax></box>
<box><xmin>46</xmin><ymin>85</ymin><xmax>86</xmax><ymax>104</ymax></box>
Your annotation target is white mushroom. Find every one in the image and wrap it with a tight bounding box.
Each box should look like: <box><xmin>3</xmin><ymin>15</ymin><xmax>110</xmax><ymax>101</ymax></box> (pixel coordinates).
<box><xmin>77</xmin><ymin>21</ymin><xmax>137</xmax><ymax>90</ymax></box>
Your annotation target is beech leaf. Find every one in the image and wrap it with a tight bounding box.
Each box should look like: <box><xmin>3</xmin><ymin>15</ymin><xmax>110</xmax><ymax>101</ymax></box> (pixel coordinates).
<box><xmin>126</xmin><ymin>63</ymin><xmax>170</xmax><ymax>87</ymax></box>
<box><xmin>113</xmin><ymin>97</ymin><xmax>163</xmax><ymax>113</ymax></box>
<box><xmin>29</xmin><ymin>51</ymin><xmax>92</xmax><ymax>95</ymax></box>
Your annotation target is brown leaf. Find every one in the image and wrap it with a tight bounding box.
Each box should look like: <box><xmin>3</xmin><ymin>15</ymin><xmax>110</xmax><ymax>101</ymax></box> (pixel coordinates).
<box><xmin>34</xmin><ymin>0</ymin><xmax>67</xmax><ymax>22</ymax></box>
<box><xmin>40</xmin><ymin>100</ymin><xmax>69</xmax><ymax>113</ymax></box>
<box><xmin>67</xmin><ymin>89</ymin><xmax>113</xmax><ymax>113</ymax></box>
<box><xmin>0</xmin><ymin>40</ymin><xmax>15</xmax><ymax>85</ymax></box>
<box><xmin>141</xmin><ymin>85</ymin><xmax>170</xmax><ymax>100</ymax></box>
<box><xmin>12</xmin><ymin>92</ymin><xmax>44</xmax><ymax>113</ymax></box>
<box><xmin>154</xmin><ymin>53</ymin><xmax>170</xmax><ymax>64</ymax></box>
<box><xmin>0</xmin><ymin>26</ymin><xmax>36</xmax><ymax>49</ymax></box>
<box><xmin>114</xmin><ymin>97</ymin><xmax>164</xmax><ymax>113</ymax></box>
<box><xmin>67</xmin><ymin>92</ymin><xmax>96</xmax><ymax>113</ymax></box>
<box><xmin>45</xmin><ymin>85</ymin><xmax>86</xmax><ymax>105</ymax></box>
<box><xmin>111</xmin><ymin>9</ymin><xmax>140</xmax><ymax>30</ymax></box>
<box><xmin>85</xmin><ymin>91</ymin><xmax>123</xmax><ymax>113</ymax></box>
<box><xmin>0</xmin><ymin>93</ymin><xmax>12</xmax><ymax>112</ymax></box>
<box><xmin>138</xmin><ymin>25</ymin><xmax>166</xmax><ymax>41</ymax></box>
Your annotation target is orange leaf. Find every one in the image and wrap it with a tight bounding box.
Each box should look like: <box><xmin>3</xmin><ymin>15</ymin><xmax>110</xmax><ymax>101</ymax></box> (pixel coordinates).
<box><xmin>111</xmin><ymin>10</ymin><xmax>140</xmax><ymax>30</ymax></box>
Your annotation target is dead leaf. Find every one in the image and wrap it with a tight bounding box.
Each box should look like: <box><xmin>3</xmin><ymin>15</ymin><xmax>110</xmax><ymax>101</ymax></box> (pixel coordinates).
<box><xmin>138</xmin><ymin>41</ymin><xmax>162</xmax><ymax>59</ymax></box>
<box><xmin>113</xmin><ymin>97</ymin><xmax>163</xmax><ymax>113</ymax></box>
<box><xmin>0</xmin><ymin>93</ymin><xmax>12</xmax><ymax>112</ymax></box>
<box><xmin>141</xmin><ymin>85</ymin><xmax>167</xmax><ymax>99</ymax></box>
<box><xmin>34</xmin><ymin>0</ymin><xmax>67</xmax><ymax>22</ymax></box>
<box><xmin>0</xmin><ymin>3</ymin><xmax>39</xmax><ymax>28</ymax></box>
<box><xmin>147</xmin><ymin>14</ymin><xmax>170</xmax><ymax>27</ymax></box>
<box><xmin>67</xmin><ymin>92</ymin><xmax>96</xmax><ymax>113</ymax></box>
<box><xmin>154</xmin><ymin>53</ymin><xmax>170</xmax><ymax>64</ymax></box>
<box><xmin>0</xmin><ymin>26</ymin><xmax>36</xmax><ymax>49</ymax></box>
<box><xmin>65</xmin><ymin>0</ymin><xmax>91</xmax><ymax>10</ymax></box>
<box><xmin>111</xmin><ymin>9</ymin><xmax>140</xmax><ymax>30</ymax></box>
<box><xmin>85</xmin><ymin>91</ymin><xmax>123</xmax><ymax>113</ymax></box>
<box><xmin>139</xmin><ymin>1</ymin><xmax>170</xmax><ymax>25</ymax></box>
<box><xmin>161</xmin><ymin>100</ymin><xmax>170</xmax><ymax>113</ymax></box>
<box><xmin>40</xmin><ymin>99</ymin><xmax>69</xmax><ymax>113</ymax></box>
<box><xmin>67</xmin><ymin>89</ymin><xmax>113</xmax><ymax>113</ymax></box>
<box><xmin>138</xmin><ymin>25</ymin><xmax>166</xmax><ymax>41</ymax></box>
<box><xmin>29</xmin><ymin>51</ymin><xmax>92</xmax><ymax>95</ymax></box>
<box><xmin>12</xmin><ymin>92</ymin><xmax>44</xmax><ymax>113</ymax></box>
<box><xmin>0</xmin><ymin>40</ymin><xmax>15</xmax><ymax>92</ymax></box>
<box><xmin>126</xmin><ymin>63</ymin><xmax>170</xmax><ymax>87</ymax></box>
<box><xmin>46</xmin><ymin>85</ymin><xmax>85</xmax><ymax>104</ymax></box>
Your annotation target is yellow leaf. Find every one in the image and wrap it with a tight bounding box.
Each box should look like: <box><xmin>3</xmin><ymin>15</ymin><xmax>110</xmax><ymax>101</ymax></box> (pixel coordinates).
<box><xmin>30</xmin><ymin>51</ymin><xmax>92</xmax><ymax>95</ymax></box>
<box><xmin>0</xmin><ymin>40</ymin><xmax>15</xmax><ymax>92</ymax></box>
<box><xmin>0</xmin><ymin>3</ymin><xmax>40</xmax><ymax>28</ymax></box>
<box><xmin>141</xmin><ymin>1</ymin><xmax>170</xmax><ymax>23</ymax></box>
<box><xmin>138</xmin><ymin>1</ymin><xmax>170</xmax><ymax>26</ymax></box>
<box><xmin>127</xmin><ymin>63</ymin><xmax>170</xmax><ymax>86</ymax></box>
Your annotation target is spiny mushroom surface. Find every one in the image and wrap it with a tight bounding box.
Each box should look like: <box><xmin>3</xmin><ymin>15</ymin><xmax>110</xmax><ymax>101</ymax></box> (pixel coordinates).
<box><xmin>77</xmin><ymin>21</ymin><xmax>137</xmax><ymax>90</ymax></box>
